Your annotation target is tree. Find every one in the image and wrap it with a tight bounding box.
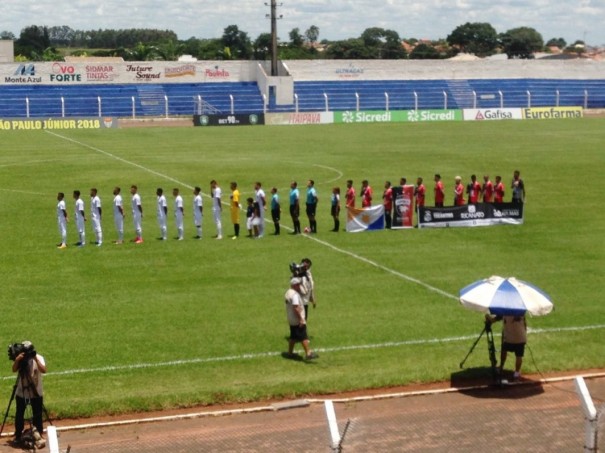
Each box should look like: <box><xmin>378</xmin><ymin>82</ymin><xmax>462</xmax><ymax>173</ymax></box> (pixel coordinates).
<box><xmin>409</xmin><ymin>43</ymin><xmax>440</xmax><ymax>60</ymax></box>
<box><xmin>1</xmin><ymin>31</ymin><xmax>16</xmax><ymax>40</ymax></box>
<box><xmin>15</xmin><ymin>25</ymin><xmax>51</xmax><ymax>59</ymax></box>
<box><xmin>221</xmin><ymin>25</ymin><xmax>252</xmax><ymax>59</ymax></box>
<box><xmin>288</xmin><ymin>28</ymin><xmax>304</xmax><ymax>48</ymax></box>
<box><xmin>48</xmin><ymin>25</ymin><xmax>75</xmax><ymax>47</ymax></box>
<box><xmin>447</xmin><ymin>22</ymin><xmax>498</xmax><ymax>57</ymax></box>
<box><xmin>325</xmin><ymin>38</ymin><xmax>373</xmax><ymax>59</ymax></box>
<box><xmin>359</xmin><ymin>27</ymin><xmax>406</xmax><ymax>59</ymax></box>
<box><xmin>546</xmin><ymin>37</ymin><xmax>567</xmax><ymax>49</ymax></box>
<box><xmin>500</xmin><ymin>27</ymin><xmax>544</xmax><ymax>59</ymax></box>
<box><xmin>305</xmin><ymin>25</ymin><xmax>319</xmax><ymax>45</ymax></box>
<box><xmin>253</xmin><ymin>33</ymin><xmax>272</xmax><ymax>60</ymax></box>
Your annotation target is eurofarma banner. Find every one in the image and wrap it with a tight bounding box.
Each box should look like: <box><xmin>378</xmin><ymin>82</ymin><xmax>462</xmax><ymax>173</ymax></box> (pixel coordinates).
<box><xmin>522</xmin><ymin>107</ymin><xmax>583</xmax><ymax>119</ymax></box>
<box><xmin>418</xmin><ymin>203</ymin><xmax>524</xmax><ymax>228</ymax></box>
<box><xmin>0</xmin><ymin>117</ymin><xmax>118</xmax><ymax>131</ymax></box>
<box><xmin>346</xmin><ymin>205</ymin><xmax>385</xmax><ymax>232</ymax></box>
<box><xmin>391</xmin><ymin>185</ymin><xmax>414</xmax><ymax>229</ymax></box>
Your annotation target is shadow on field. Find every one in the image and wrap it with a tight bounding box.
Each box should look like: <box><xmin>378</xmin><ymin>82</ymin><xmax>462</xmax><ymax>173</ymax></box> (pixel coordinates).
<box><xmin>451</xmin><ymin>367</ymin><xmax>545</xmax><ymax>399</ymax></box>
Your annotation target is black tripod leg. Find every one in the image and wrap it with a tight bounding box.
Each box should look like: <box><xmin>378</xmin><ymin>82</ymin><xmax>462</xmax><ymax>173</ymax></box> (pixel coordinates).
<box><xmin>485</xmin><ymin>324</ymin><xmax>499</xmax><ymax>381</ymax></box>
<box><xmin>0</xmin><ymin>379</ymin><xmax>19</xmax><ymax>437</ymax></box>
<box><xmin>459</xmin><ymin>325</ymin><xmax>487</xmax><ymax>369</ymax></box>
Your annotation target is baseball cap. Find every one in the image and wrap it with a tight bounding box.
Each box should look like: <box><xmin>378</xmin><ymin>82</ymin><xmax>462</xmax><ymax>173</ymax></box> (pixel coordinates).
<box><xmin>290</xmin><ymin>277</ymin><xmax>301</xmax><ymax>286</ymax></box>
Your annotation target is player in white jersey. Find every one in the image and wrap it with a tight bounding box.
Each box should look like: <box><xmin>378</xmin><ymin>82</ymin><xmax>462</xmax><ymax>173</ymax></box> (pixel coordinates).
<box><xmin>130</xmin><ymin>185</ymin><xmax>143</xmax><ymax>243</ymax></box>
<box><xmin>156</xmin><ymin>188</ymin><xmax>168</xmax><ymax>241</ymax></box>
<box><xmin>193</xmin><ymin>186</ymin><xmax>203</xmax><ymax>239</ymax></box>
<box><xmin>254</xmin><ymin>181</ymin><xmax>267</xmax><ymax>238</ymax></box>
<box><xmin>56</xmin><ymin>192</ymin><xmax>68</xmax><ymax>249</ymax></box>
<box><xmin>73</xmin><ymin>190</ymin><xmax>86</xmax><ymax>246</ymax></box>
<box><xmin>112</xmin><ymin>187</ymin><xmax>124</xmax><ymax>244</ymax></box>
<box><xmin>173</xmin><ymin>188</ymin><xmax>184</xmax><ymax>240</ymax></box>
<box><xmin>210</xmin><ymin>180</ymin><xmax>223</xmax><ymax>239</ymax></box>
<box><xmin>90</xmin><ymin>188</ymin><xmax>103</xmax><ymax>246</ymax></box>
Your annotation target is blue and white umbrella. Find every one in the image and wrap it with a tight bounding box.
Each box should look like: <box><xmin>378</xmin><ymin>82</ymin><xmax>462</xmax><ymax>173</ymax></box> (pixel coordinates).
<box><xmin>459</xmin><ymin>276</ymin><xmax>554</xmax><ymax>317</ymax></box>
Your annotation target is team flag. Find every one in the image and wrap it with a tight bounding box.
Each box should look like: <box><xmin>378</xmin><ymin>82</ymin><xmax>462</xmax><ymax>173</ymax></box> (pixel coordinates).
<box><xmin>346</xmin><ymin>205</ymin><xmax>385</xmax><ymax>232</ymax></box>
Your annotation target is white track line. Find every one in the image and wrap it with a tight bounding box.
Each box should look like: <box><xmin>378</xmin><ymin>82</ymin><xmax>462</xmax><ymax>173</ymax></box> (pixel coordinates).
<box><xmin>1</xmin><ymin>324</ymin><xmax>602</xmax><ymax>381</ymax></box>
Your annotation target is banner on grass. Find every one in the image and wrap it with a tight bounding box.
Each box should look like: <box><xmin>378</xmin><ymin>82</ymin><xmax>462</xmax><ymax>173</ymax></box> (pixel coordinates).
<box><xmin>418</xmin><ymin>203</ymin><xmax>523</xmax><ymax>228</ymax></box>
<box><xmin>346</xmin><ymin>205</ymin><xmax>385</xmax><ymax>232</ymax></box>
<box><xmin>391</xmin><ymin>185</ymin><xmax>415</xmax><ymax>228</ymax></box>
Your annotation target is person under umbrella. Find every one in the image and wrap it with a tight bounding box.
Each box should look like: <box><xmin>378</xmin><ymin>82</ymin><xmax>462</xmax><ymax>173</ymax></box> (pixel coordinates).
<box><xmin>485</xmin><ymin>314</ymin><xmax>526</xmax><ymax>380</ymax></box>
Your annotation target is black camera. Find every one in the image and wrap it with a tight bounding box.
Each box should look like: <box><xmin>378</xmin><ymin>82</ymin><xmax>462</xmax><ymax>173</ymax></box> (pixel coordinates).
<box><xmin>289</xmin><ymin>262</ymin><xmax>306</xmax><ymax>277</ymax></box>
<box><xmin>8</xmin><ymin>342</ymin><xmax>36</xmax><ymax>361</ymax></box>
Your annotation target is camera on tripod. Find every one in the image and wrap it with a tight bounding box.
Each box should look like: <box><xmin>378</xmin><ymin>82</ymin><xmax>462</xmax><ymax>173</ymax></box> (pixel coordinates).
<box><xmin>7</xmin><ymin>342</ymin><xmax>36</xmax><ymax>361</ymax></box>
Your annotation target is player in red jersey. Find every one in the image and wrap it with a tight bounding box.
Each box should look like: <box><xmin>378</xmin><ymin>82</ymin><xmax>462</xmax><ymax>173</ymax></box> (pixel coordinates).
<box><xmin>345</xmin><ymin>180</ymin><xmax>355</xmax><ymax>208</ymax></box>
<box><xmin>360</xmin><ymin>180</ymin><xmax>372</xmax><ymax>207</ymax></box>
<box><xmin>454</xmin><ymin>176</ymin><xmax>465</xmax><ymax>206</ymax></box>
<box><xmin>434</xmin><ymin>174</ymin><xmax>445</xmax><ymax>207</ymax></box>
<box><xmin>494</xmin><ymin>175</ymin><xmax>505</xmax><ymax>203</ymax></box>
<box><xmin>467</xmin><ymin>174</ymin><xmax>481</xmax><ymax>204</ymax></box>
<box><xmin>414</xmin><ymin>177</ymin><xmax>426</xmax><ymax>210</ymax></box>
<box><xmin>482</xmin><ymin>175</ymin><xmax>494</xmax><ymax>203</ymax></box>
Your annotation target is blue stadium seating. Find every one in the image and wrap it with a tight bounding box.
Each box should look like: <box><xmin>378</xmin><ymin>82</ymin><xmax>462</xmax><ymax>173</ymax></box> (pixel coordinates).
<box><xmin>0</xmin><ymin>78</ymin><xmax>603</xmax><ymax>118</ymax></box>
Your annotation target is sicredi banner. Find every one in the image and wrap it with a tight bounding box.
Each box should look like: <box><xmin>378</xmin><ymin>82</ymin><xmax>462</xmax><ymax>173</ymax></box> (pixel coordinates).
<box><xmin>463</xmin><ymin>108</ymin><xmax>523</xmax><ymax>121</ymax></box>
<box><xmin>334</xmin><ymin>109</ymin><xmax>462</xmax><ymax>124</ymax></box>
<box><xmin>0</xmin><ymin>117</ymin><xmax>118</xmax><ymax>131</ymax></box>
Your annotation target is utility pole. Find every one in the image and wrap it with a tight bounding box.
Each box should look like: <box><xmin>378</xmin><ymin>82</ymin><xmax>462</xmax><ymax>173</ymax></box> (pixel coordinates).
<box><xmin>267</xmin><ymin>0</ymin><xmax>281</xmax><ymax>76</ymax></box>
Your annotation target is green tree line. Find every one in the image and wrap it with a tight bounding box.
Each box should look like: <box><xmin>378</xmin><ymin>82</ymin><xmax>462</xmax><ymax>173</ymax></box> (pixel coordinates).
<box><xmin>0</xmin><ymin>22</ymin><xmax>585</xmax><ymax>62</ymax></box>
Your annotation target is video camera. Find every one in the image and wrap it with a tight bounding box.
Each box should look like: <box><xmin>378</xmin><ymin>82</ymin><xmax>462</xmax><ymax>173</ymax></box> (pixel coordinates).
<box><xmin>8</xmin><ymin>342</ymin><xmax>36</xmax><ymax>361</ymax></box>
<box><xmin>289</xmin><ymin>262</ymin><xmax>307</xmax><ymax>278</ymax></box>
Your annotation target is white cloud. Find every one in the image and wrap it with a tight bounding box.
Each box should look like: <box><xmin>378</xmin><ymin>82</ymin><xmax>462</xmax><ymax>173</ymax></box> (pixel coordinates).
<box><xmin>0</xmin><ymin>0</ymin><xmax>603</xmax><ymax>45</ymax></box>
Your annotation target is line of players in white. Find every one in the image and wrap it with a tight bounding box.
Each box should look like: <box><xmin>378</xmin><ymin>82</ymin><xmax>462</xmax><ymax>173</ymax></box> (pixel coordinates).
<box><xmin>55</xmin><ymin>183</ymin><xmax>227</xmax><ymax>248</ymax></box>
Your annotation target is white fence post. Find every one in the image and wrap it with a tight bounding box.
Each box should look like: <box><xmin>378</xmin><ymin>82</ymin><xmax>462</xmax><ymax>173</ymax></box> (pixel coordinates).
<box><xmin>499</xmin><ymin>90</ymin><xmax>503</xmax><ymax>108</ymax></box>
<box><xmin>527</xmin><ymin>90</ymin><xmax>531</xmax><ymax>108</ymax></box>
<box><xmin>164</xmin><ymin>95</ymin><xmax>169</xmax><ymax>119</ymax></box>
<box><xmin>355</xmin><ymin>92</ymin><xmax>360</xmax><ymax>111</ymax></box>
<box><xmin>385</xmin><ymin>92</ymin><xmax>389</xmax><ymax>111</ymax></box>
<box><xmin>584</xmin><ymin>90</ymin><xmax>588</xmax><ymax>109</ymax></box>
<box><xmin>324</xmin><ymin>92</ymin><xmax>329</xmax><ymax>112</ymax></box>
<box><xmin>575</xmin><ymin>376</ymin><xmax>598</xmax><ymax>452</ymax></box>
<box><xmin>229</xmin><ymin>94</ymin><xmax>234</xmax><ymax>114</ymax></box>
<box><xmin>472</xmin><ymin>90</ymin><xmax>477</xmax><ymax>109</ymax></box>
<box><xmin>324</xmin><ymin>400</ymin><xmax>341</xmax><ymax>450</ymax></box>
<box><xmin>262</xmin><ymin>93</ymin><xmax>267</xmax><ymax>114</ymax></box>
<box><xmin>443</xmin><ymin>91</ymin><xmax>448</xmax><ymax>110</ymax></box>
<box><xmin>131</xmin><ymin>96</ymin><xmax>136</xmax><ymax>119</ymax></box>
<box><xmin>413</xmin><ymin>91</ymin><xmax>418</xmax><ymax>110</ymax></box>
<box><xmin>98</xmin><ymin>96</ymin><xmax>102</xmax><ymax>117</ymax></box>
<box><xmin>26</xmin><ymin>97</ymin><xmax>30</xmax><ymax>118</ymax></box>
<box><xmin>294</xmin><ymin>93</ymin><xmax>299</xmax><ymax>113</ymax></box>
<box><xmin>61</xmin><ymin>97</ymin><xmax>65</xmax><ymax>118</ymax></box>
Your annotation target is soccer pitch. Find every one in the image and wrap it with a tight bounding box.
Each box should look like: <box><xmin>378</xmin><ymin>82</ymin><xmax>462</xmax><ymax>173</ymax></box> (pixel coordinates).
<box><xmin>0</xmin><ymin>119</ymin><xmax>604</xmax><ymax>418</ymax></box>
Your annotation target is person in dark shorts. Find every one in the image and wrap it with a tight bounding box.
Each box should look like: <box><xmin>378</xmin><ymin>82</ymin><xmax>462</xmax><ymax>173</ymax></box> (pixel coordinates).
<box><xmin>284</xmin><ymin>277</ymin><xmax>318</xmax><ymax>360</ymax></box>
<box><xmin>486</xmin><ymin>314</ymin><xmax>527</xmax><ymax>380</ymax></box>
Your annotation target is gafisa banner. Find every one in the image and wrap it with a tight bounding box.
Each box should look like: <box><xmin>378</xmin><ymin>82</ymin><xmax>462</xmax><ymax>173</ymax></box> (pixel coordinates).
<box><xmin>346</xmin><ymin>205</ymin><xmax>385</xmax><ymax>232</ymax></box>
<box><xmin>391</xmin><ymin>185</ymin><xmax>415</xmax><ymax>229</ymax></box>
<box><xmin>418</xmin><ymin>203</ymin><xmax>524</xmax><ymax>228</ymax></box>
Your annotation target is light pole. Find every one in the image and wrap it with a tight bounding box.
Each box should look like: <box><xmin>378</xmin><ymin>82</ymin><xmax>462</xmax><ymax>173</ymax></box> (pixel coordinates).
<box><xmin>266</xmin><ymin>0</ymin><xmax>282</xmax><ymax>76</ymax></box>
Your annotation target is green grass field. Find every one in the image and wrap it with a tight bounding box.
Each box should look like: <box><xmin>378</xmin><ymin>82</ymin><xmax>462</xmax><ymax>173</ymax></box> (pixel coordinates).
<box><xmin>1</xmin><ymin>119</ymin><xmax>604</xmax><ymax>419</ymax></box>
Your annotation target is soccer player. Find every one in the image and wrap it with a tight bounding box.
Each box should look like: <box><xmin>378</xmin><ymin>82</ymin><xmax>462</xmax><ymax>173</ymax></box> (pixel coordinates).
<box><xmin>434</xmin><ymin>174</ymin><xmax>445</xmax><ymax>207</ymax></box>
<box><xmin>482</xmin><ymin>175</ymin><xmax>494</xmax><ymax>203</ymax></box>
<box><xmin>131</xmin><ymin>185</ymin><xmax>143</xmax><ymax>243</ymax></box>
<box><xmin>330</xmin><ymin>187</ymin><xmax>341</xmax><ymax>232</ymax></box>
<box><xmin>90</xmin><ymin>188</ymin><xmax>102</xmax><ymax>246</ymax></box>
<box><xmin>210</xmin><ymin>180</ymin><xmax>223</xmax><ymax>239</ymax></box>
<box><xmin>345</xmin><ymin>180</ymin><xmax>355</xmax><ymax>208</ymax></box>
<box><xmin>112</xmin><ymin>187</ymin><xmax>124</xmax><ymax>244</ymax></box>
<box><xmin>229</xmin><ymin>182</ymin><xmax>240</xmax><ymax>239</ymax></box>
<box><xmin>289</xmin><ymin>181</ymin><xmax>301</xmax><ymax>235</ymax></box>
<box><xmin>305</xmin><ymin>179</ymin><xmax>318</xmax><ymax>233</ymax></box>
<box><xmin>173</xmin><ymin>188</ymin><xmax>184</xmax><ymax>240</ymax></box>
<box><xmin>254</xmin><ymin>182</ymin><xmax>266</xmax><ymax>238</ymax></box>
<box><xmin>467</xmin><ymin>175</ymin><xmax>481</xmax><ymax>204</ymax></box>
<box><xmin>414</xmin><ymin>177</ymin><xmax>426</xmax><ymax>211</ymax></box>
<box><xmin>56</xmin><ymin>192</ymin><xmax>68</xmax><ymax>249</ymax></box>
<box><xmin>454</xmin><ymin>176</ymin><xmax>465</xmax><ymax>206</ymax></box>
<box><xmin>511</xmin><ymin>170</ymin><xmax>526</xmax><ymax>204</ymax></box>
<box><xmin>73</xmin><ymin>190</ymin><xmax>86</xmax><ymax>246</ymax></box>
<box><xmin>383</xmin><ymin>181</ymin><xmax>393</xmax><ymax>229</ymax></box>
<box><xmin>270</xmin><ymin>187</ymin><xmax>280</xmax><ymax>235</ymax></box>
<box><xmin>156</xmin><ymin>188</ymin><xmax>168</xmax><ymax>241</ymax></box>
<box><xmin>494</xmin><ymin>176</ymin><xmax>505</xmax><ymax>203</ymax></box>
<box><xmin>193</xmin><ymin>186</ymin><xmax>203</xmax><ymax>239</ymax></box>
<box><xmin>360</xmin><ymin>180</ymin><xmax>372</xmax><ymax>207</ymax></box>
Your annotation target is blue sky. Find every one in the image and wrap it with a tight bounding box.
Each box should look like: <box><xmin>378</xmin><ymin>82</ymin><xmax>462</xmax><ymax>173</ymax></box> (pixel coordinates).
<box><xmin>2</xmin><ymin>0</ymin><xmax>604</xmax><ymax>46</ymax></box>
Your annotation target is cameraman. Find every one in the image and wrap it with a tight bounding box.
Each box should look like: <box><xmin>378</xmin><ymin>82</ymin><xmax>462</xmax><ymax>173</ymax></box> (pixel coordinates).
<box><xmin>12</xmin><ymin>341</ymin><xmax>47</xmax><ymax>446</ymax></box>
<box><xmin>300</xmin><ymin>258</ymin><xmax>316</xmax><ymax>320</ymax></box>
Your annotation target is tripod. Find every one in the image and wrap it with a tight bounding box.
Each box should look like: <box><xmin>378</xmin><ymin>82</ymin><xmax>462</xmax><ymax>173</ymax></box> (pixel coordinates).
<box><xmin>0</xmin><ymin>361</ymin><xmax>52</xmax><ymax>449</ymax></box>
<box><xmin>459</xmin><ymin>320</ymin><xmax>499</xmax><ymax>381</ymax></box>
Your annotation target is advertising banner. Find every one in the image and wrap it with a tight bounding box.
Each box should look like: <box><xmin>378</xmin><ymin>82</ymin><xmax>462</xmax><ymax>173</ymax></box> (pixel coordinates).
<box><xmin>418</xmin><ymin>203</ymin><xmax>523</xmax><ymax>228</ymax></box>
<box><xmin>264</xmin><ymin>112</ymin><xmax>334</xmax><ymax>125</ymax></box>
<box><xmin>0</xmin><ymin>117</ymin><xmax>118</xmax><ymax>131</ymax></box>
<box><xmin>522</xmin><ymin>107</ymin><xmax>583</xmax><ymax>119</ymax></box>
<box><xmin>334</xmin><ymin>109</ymin><xmax>462</xmax><ymax>124</ymax></box>
<box><xmin>463</xmin><ymin>108</ymin><xmax>523</xmax><ymax>121</ymax></box>
<box><xmin>391</xmin><ymin>185</ymin><xmax>415</xmax><ymax>229</ymax></box>
<box><xmin>193</xmin><ymin>113</ymin><xmax>264</xmax><ymax>127</ymax></box>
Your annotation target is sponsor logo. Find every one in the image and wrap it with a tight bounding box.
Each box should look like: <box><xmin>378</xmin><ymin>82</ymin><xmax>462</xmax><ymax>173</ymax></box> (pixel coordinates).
<box><xmin>342</xmin><ymin>111</ymin><xmax>392</xmax><ymax>123</ymax></box>
<box><xmin>433</xmin><ymin>212</ymin><xmax>454</xmax><ymax>219</ymax></box>
<box><xmin>423</xmin><ymin>211</ymin><xmax>433</xmax><ymax>222</ymax></box>
<box><xmin>50</xmin><ymin>63</ymin><xmax>82</xmax><ymax>82</ymax></box>
<box><xmin>86</xmin><ymin>65</ymin><xmax>117</xmax><ymax>81</ymax></box>
<box><xmin>205</xmin><ymin>67</ymin><xmax>230</xmax><ymax>78</ymax></box>
<box><xmin>523</xmin><ymin>107</ymin><xmax>583</xmax><ymax>120</ymax></box>
<box><xmin>335</xmin><ymin>63</ymin><xmax>364</xmax><ymax>78</ymax></box>
<box><xmin>475</xmin><ymin>109</ymin><xmax>513</xmax><ymax>120</ymax></box>
<box><xmin>249</xmin><ymin>114</ymin><xmax>259</xmax><ymax>125</ymax></box>
<box><xmin>0</xmin><ymin>118</ymin><xmax>115</xmax><ymax>131</ymax></box>
<box><xmin>5</xmin><ymin>64</ymin><xmax>42</xmax><ymax>83</ymax></box>
<box><xmin>407</xmin><ymin>110</ymin><xmax>458</xmax><ymax>122</ymax></box>
<box><xmin>199</xmin><ymin>115</ymin><xmax>210</xmax><ymax>126</ymax></box>
<box><xmin>126</xmin><ymin>64</ymin><xmax>161</xmax><ymax>80</ymax></box>
<box><xmin>165</xmin><ymin>65</ymin><xmax>196</xmax><ymax>78</ymax></box>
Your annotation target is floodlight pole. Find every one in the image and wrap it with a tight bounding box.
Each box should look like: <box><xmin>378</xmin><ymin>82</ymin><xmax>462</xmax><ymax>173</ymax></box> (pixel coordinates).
<box><xmin>270</xmin><ymin>0</ymin><xmax>278</xmax><ymax>76</ymax></box>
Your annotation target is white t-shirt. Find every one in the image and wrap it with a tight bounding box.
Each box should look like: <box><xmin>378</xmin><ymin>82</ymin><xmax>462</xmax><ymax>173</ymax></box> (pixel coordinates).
<box><xmin>212</xmin><ymin>186</ymin><xmax>222</xmax><ymax>210</ymax></box>
<box><xmin>57</xmin><ymin>200</ymin><xmax>66</xmax><ymax>224</ymax></box>
<box><xmin>132</xmin><ymin>193</ymin><xmax>142</xmax><ymax>218</ymax></box>
<box><xmin>174</xmin><ymin>195</ymin><xmax>184</xmax><ymax>217</ymax></box>
<box><xmin>75</xmin><ymin>198</ymin><xmax>85</xmax><ymax>221</ymax></box>
<box><xmin>90</xmin><ymin>195</ymin><xmax>101</xmax><ymax>221</ymax></box>
<box><xmin>285</xmin><ymin>288</ymin><xmax>304</xmax><ymax>326</ymax></box>
<box><xmin>256</xmin><ymin>189</ymin><xmax>266</xmax><ymax>211</ymax></box>
<box><xmin>113</xmin><ymin>194</ymin><xmax>123</xmax><ymax>218</ymax></box>
<box><xmin>157</xmin><ymin>195</ymin><xmax>167</xmax><ymax>219</ymax></box>
<box><xmin>193</xmin><ymin>195</ymin><xmax>203</xmax><ymax>220</ymax></box>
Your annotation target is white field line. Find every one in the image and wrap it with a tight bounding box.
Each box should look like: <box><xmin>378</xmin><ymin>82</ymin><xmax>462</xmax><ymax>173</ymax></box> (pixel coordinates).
<box><xmin>1</xmin><ymin>324</ymin><xmax>603</xmax><ymax>382</ymax></box>
<box><xmin>0</xmin><ymin>188</ymin><xmax>46</xmax><ymax>196</ymax></box>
